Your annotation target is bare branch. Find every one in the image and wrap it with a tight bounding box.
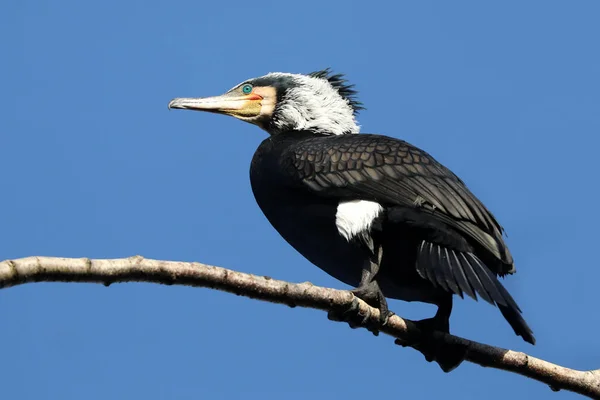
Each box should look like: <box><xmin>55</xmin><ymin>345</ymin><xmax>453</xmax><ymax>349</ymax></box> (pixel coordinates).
<box><xmin>1</xmin><ymin>256</ymin><xmax>598</xmax><ymax>399</ymax></box>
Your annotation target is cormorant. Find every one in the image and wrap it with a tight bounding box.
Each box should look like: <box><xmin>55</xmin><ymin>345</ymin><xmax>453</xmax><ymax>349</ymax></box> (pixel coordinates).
<box><xmin>168</xmin><ymin>69</ymin><xmax>534</xmax><ymax>370</ymax></box>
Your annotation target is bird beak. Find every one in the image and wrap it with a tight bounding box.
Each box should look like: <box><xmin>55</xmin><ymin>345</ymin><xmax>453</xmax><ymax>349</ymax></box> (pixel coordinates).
<box><xmin>168</xmin><ymin>92</ymin><xmax>263</xmax><ymax>119</ymax></box>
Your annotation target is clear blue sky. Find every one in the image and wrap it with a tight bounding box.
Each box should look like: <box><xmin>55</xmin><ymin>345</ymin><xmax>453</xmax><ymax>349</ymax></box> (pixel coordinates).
<box><xmin>2</xmin><ymin>1</ymin><xmax>599</xmax><ymax>398</ymax></box>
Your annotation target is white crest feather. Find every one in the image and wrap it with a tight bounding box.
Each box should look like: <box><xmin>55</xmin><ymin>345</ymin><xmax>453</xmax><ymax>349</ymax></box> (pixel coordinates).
<box><xmin>266</xmin><ymin>72</ymin><xmax>360</xmax><ymax>136</ymax></box>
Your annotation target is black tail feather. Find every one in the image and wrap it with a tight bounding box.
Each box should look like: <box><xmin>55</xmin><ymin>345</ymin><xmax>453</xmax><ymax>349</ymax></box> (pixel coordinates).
<box><xmin>470</xmin><ymin>254</ymin><xmax>535</xmax><ymax>344</ymax></box>
<box><xmin>418</xmin><ymin>241</ymin><xmax>535</xmax><ymax>345</ymax></box>
<box><xmin>498</xmin><ymin>303</ymin><xmax>536</xmax><ymax>344</ymax></box>
<box><xmin>495</xmin><ymin>281</ymin><xmax>536</xmax><ymax>344</ymax></box>
<box><xmin>459</xmin><ymin>253</ymin><xmax>494</xmax><ymax>304</ymax></box>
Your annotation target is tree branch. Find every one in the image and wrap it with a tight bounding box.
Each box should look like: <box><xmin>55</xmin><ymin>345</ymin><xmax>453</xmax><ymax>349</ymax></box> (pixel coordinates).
<box><xmin>1</xmin><ymin>256</ymin><xmax>598</xmax><ymax>399</ymax></box>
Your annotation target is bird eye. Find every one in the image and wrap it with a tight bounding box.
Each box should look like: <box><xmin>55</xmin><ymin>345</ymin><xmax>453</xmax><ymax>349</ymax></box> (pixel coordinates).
<box><xmin>241</xmin><ymin>84</ymin><xmax>253</xmax><ymax>94</ymax></box>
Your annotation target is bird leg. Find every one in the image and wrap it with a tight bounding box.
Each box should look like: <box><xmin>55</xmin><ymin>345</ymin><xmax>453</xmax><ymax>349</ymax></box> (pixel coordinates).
<box><xmin>413</xmin><ymin>293</ymin><xmax>452</xmax><ymax>334</ymax></box>
<box><xmin>328</xmin><ymin>245</ymin><xmax>393</xmax><ymax>335</ymax></box>
<box><xmin>395</xmin><ymin>294</ymin><xmax>467</xmax><ymax>372</ymax></box>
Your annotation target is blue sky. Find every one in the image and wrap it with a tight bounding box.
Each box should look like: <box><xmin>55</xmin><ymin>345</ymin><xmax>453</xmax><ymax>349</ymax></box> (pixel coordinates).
<box><xmin>2</xmin><ymin>1</ymin><xmax>599</xmax><ymax>398</ymax></box>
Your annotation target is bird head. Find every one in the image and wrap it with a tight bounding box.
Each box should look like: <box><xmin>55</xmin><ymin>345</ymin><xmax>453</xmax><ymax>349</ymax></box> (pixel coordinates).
<box><xmin>168</xmin><ymin>69</ymin><xmax>364</xmax><ymax>136</ymax></box>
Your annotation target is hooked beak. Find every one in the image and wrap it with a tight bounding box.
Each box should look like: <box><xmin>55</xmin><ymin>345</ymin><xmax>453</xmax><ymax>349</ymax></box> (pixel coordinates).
<box><xmin>168</xmin><ymin>92</ymin><xmax>263</xmax><ymax>119</ymax></box>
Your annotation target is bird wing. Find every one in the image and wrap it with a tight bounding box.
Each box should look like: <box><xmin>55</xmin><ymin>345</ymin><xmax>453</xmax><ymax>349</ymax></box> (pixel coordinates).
<box><xmin>281</xmin><ymin>133</ymin><xmax>514</xmax><ymax>273</ymax></box>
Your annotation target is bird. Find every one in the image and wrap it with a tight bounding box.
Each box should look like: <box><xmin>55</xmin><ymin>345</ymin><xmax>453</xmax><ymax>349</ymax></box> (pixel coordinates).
<box><xmin>168</xmin><ymin>69</ymin><xmax>535</xmax><ymax>370</ymax></box>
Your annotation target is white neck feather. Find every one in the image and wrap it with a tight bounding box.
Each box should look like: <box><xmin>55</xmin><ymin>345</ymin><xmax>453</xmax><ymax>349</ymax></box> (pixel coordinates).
<box><xmin>267</xmin><ymin>73</ymin><xmax>360</xmax><ymax>136</ymax></box>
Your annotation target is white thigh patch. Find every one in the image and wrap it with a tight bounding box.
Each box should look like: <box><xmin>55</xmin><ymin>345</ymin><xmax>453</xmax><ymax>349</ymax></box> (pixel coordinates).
<box><xmin>335</xmin><ymin>200</ymin><xmax>383</xmax><ymax>243</ymax></box>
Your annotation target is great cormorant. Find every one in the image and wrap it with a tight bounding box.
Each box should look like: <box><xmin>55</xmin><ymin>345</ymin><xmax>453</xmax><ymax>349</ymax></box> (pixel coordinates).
<box><xmin>168</xmin><ymin>69</ymin><xmax>534</xmax><ymax>370</ymax></box>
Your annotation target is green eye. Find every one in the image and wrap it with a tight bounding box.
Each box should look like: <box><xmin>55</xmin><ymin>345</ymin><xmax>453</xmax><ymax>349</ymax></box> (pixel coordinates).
<box><xmin>242</xmin><ymin>84</ymin><xmax>253</xmax><ymax>94</ymax></box>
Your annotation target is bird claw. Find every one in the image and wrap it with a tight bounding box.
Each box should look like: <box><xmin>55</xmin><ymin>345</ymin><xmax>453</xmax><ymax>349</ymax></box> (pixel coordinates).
<box><xmin>327</xmin><ymin>298</ymin><xmax>366</xmax><ymax>324</ymax></box>
<box><xmin>327</xmin><ymin>297</ymin><xmax>389</xmax><ymax>336</ymax></box>
<box><xmin>394</xmin><ymin>317</ymin><xmax>466</xmax><ymax>373</ymax></box>
<box><xmin>413</xmin><ymin>340</ymin><xmax>466</xmax><ymax>373</ymax></box>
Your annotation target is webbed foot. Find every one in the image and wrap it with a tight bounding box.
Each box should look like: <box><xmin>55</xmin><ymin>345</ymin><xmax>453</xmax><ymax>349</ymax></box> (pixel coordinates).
<box><xmin>395</xmin><ymin>297</ymin><xmax>466</xmax><ymax>372</ymax></box>
<box><xmin>328</xmin><ymin>281</ymin><xmax>393</xmax><ymax>336</ymax></box>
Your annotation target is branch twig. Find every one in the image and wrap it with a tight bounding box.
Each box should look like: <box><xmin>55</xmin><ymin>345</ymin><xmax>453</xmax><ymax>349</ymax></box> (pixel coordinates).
<box><xmin>1</xmin><ymin>256</ymin><xmax>598</xmax><ymax>398</ymax></box>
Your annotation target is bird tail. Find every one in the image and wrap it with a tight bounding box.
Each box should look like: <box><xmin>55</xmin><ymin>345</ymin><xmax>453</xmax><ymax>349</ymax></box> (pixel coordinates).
<box><xmin>416</xmin><ymin>242</ymin><xmax>535</xmax><ymax>344</ymax></box>
<box><xmin>463</xmin><ymin>254</ymin><xmax>536</xmax><ymax>345</ymax></box>
<box><xmin>464</xmin><ymin>252</ymin><xmax>536</xmax><ymax>345</ymax></box>
<box><xmin>495</xmin><ymin>283</ymin><xmax>536</xmax><ymax>345</ymax></box>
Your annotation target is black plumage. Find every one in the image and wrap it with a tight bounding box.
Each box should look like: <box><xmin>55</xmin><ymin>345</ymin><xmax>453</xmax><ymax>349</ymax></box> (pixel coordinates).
<box><xmin>168</xmin><ymin>69</ymin><xmax>535</xmax><ymax>371</ymax></box>
<box><xmin>250</xmin><ymin>131</ymin><xmax>534</xmax><ymax>346</ymax></box>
